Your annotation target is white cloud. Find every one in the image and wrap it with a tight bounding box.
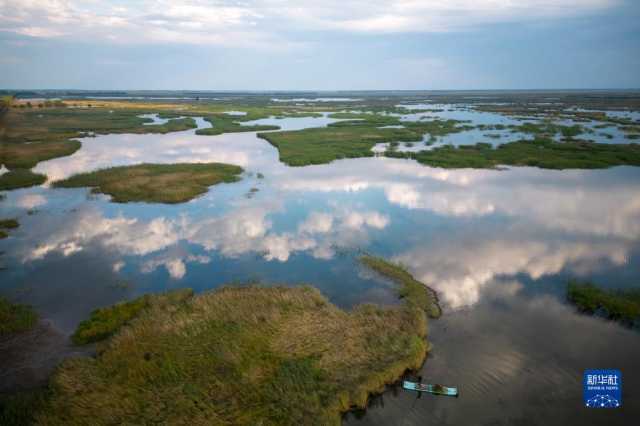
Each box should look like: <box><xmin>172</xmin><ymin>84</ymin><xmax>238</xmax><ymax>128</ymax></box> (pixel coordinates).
<box><xmin>0</xmin><ymin>0</ymin><xmax>617</xmax><ymax>47</ymax></box>
<box><xmin>397</xmin><ymin>237</ymin><xmax>630</xmax><ymax>309</ymax></box>
<box><xmin>16</xmin><ymin>194</ymin><xmax>47</xmax><ymax>209</ymax></box>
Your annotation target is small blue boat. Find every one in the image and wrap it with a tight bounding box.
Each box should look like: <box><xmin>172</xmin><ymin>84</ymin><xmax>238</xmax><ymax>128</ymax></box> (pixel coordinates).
<box><xmin>403</xmin><ymin>380</ymin><xmax>458</xmax><ymax>397</ymax></box>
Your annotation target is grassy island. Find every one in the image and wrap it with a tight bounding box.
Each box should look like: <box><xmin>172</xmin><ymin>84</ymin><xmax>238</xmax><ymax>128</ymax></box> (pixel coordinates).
<box><xmin>28</xmin><ymin>282</ymin><xmax>432</xmax><ymax>425</ymax></box>
<box><xmin>0</xmin><ymin>218</ymin><xmax>19</xmax><ymax>239</ymax></box>
<box><xmin>52</xmin><ymin>163</ymin><xmax>243</xmax><ymax>203</ymax></box>
<box><xmin>0</xmin><ymin>297</ymin><xmax>37</xmax><ymax>336</ymax></box>
<box><xmin>0</xmin><ymin>169</ymin><xmax>47</xmax><ymax>191</ymax></box>
<box><xmin>385</xmin><ymin>138</ymin><xmax>640</xmax><ymax>169</ymax></box>
<box><xmin>195</xmin><ymin>115</ymin><xmax>279</xmax><ymax>136</ymax></box>
<box><xmin>258</xmin><ymin>118</ymin><xmax>467</xmax><ymax>166</ymax></box>
<box><xmin>567</xmin><ymin>281</ymin><xmax>640</xmax><ymax>327</ymax></box>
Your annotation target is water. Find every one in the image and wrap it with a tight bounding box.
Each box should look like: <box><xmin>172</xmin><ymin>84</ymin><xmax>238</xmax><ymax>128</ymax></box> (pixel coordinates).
<box><xmin>1</xmin><ymin>110</ymin><xmax>640</xmax><ymax>423</ymax></box>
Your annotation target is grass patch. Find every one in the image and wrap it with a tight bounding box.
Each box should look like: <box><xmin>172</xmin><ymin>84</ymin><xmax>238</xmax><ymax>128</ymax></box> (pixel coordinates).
<box><xmin>0</xmin><ymin>218</ymin><xmax>19</xmax><ymax>239</ymax></box>
<box><xmin>195</xmin><ymin>115</ymin><xmax>279</xmax><ymax>136</ymax></box>
<box><xmin>360</xmin><ymin>255</ymin><xmax>441</xmax><ymax>318</ymax></box>
<box><xmin>0</xmin><ymin>108</ymin><xmax>197</xmax><ymax>179</ymax></box>
<box><xmin>1</xmin><ymin>140</ymin><xmax>81</xmax><ymax>170</ymax></box>
<box><xmin>258</xmin><ymin>118</ymin><xmax>467</xmax><ymax>166</ymax></box>
<box><xmin>52</xmin><ymin>163</ymin><xmax>243</xmax><ymax>203</ymax></box>
<box><xmin>0</xmin><ymin>169</ymin><xmax>47</xmax><ymax>191</ymax></box>
<box><xmin>0</xmin><ymin>297</ymin><xmax>37</xmax><ymax>336</ymax></box>
<box><xmin>386</xmin><ymin>138</ymin><xmax>640</xmax><ymax>169</ymax></box>
<box><xmin>0</xmin><ymin>389</ymin><xmax>49</xmax><ymax>426</ymax></box>
<box><xmin>0</xmin><ymin>218</ymin><xmax>19</xmax><ymax>229</ymax></box>
<box><xmin>567</xmin><ymin>281</ymin><xmax>640</xmax><ymax>327</ymax></box>
<box><xmin>33</xmin><ymin>285</ymin><xmax>429</xmax><ymax>425</ymax></box>
<box><xmin>72</xmin><ymin>290</ymin><xmax>192</xmax><ymax>345</ymax></box>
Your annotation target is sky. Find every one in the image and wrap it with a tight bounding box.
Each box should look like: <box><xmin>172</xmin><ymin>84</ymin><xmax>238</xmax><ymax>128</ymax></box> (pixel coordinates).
<box><xmin>1</xmin><ymin>0</ymin><xmax>639</xmax><ymax>90</ymax></box>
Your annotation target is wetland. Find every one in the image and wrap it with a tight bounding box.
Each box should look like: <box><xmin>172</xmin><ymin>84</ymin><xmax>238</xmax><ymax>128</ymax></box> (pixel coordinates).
<box><xmin>1</xmin><ymin>90</ymin><xmax>639</xmax><ymax>425</ymax></box>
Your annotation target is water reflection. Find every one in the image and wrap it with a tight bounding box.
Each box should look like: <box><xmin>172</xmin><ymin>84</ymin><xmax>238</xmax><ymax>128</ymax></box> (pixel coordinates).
<box><xmin>2</xmin><ymin>112</ymin><xmax>640</xmax><ymax>424</ymax></box>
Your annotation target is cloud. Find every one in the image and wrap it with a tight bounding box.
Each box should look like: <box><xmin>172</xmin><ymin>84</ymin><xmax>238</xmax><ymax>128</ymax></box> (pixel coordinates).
<box><xmin>0</xmin><ymin>0</ymin><xmax>617</xmax><ymax>47</ymax></box>
<box><xmin>396</xmin><ymin>237</ymin><xmax>630</xmax><ymax>309</ymax></box>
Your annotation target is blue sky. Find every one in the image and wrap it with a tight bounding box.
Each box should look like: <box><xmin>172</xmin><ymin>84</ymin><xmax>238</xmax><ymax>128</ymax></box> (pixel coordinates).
<box><xmin>1</xmin><ymin>0</ymin><xmax>639</xmax><ymax>90</ymax></box>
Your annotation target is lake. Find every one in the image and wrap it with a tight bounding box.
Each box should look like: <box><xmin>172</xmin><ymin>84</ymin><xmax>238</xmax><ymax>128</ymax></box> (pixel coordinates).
<box><xmin>1</xmin><ymin>108</ymin><xmax>639</xmax><ymax>424</ymax></box>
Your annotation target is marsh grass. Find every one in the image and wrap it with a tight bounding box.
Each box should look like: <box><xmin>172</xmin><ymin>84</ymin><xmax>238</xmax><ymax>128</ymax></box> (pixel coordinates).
<box><xmin>386</xmin><ymin>138</ymin><xmax>640</xmax><ymax>169</ymax></box>
<box><xmin>0</xmin><ymin>218</ymin><xmax>19</xmax><ymax>229</ymax></box>
<box><xmin>53</xmin><ymin>163</ymin><xmax>243</xmax><ymax>203</ymax></box>
<box><xmin>0</xmin><ymin>389</ymin><xmax>49</xmax><ymax>426</ymax></box>
<box><xmin>0</xmin><ymin>297</ymin><xmax>37</xmax><ymax>336</ymax></box>
<box><xmin>360</xmin><ymin>255</ymin><xmax>441</xmax><ymax>318</ymax></box>
<box><xmin>257</xmin><ymin>118</ymin><xmax>467</xmax><ymax>166</ymax></box>
<box><xmin>195</xmin><ymin>115</ymin><xmax>279</xmax><ymax>135</ymax></box>
<box><xmin>72</xmin><ymin>296</ymin><xmax>151</xmax><ymax>345</ymax></box>
<box><xmin>567</xmin><ymin>281</ymin><xmax>640</xmax><ymax>327</ymax></box>
<box><xmin>0</xmin><ymin>169</ymin><xmax>47</xmax><ymax>191</ymax></box>
<box><xmin>35</xmin><ymin>285</ymin><xmax>429</xmax><ymax>425</ymax></box>
<box><xmin>1</xmin><ymin>140</ymin><xmax>81</xmax><ymax>169</ymax></box>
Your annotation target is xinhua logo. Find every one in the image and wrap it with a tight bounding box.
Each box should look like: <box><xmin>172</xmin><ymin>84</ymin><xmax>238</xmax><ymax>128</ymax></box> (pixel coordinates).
<box><xmin>583</xmin><ymin>369</ymin><xmax>622</xmax><ymax>408</ymax></box>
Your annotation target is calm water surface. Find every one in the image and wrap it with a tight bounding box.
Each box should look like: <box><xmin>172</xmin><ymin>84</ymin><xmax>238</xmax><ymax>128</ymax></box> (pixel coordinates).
<box><xmin>1</xmin><ymin>112</ymin><xmax>639</xmax><ymax>424</ymax></box>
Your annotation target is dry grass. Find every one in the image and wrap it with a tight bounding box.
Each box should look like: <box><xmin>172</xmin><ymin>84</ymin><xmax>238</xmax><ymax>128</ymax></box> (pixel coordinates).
<box><xmin>34</xmin><ymin>284</ymin><xmax>429</xmax><ymax>425</ymax></box>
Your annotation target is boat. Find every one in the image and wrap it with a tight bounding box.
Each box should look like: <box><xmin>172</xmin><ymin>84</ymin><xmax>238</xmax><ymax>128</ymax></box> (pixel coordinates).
<box><xmin>403</xmin><ymin>380</ymin><xmax>459</xmax><ymax>397</ymax></box>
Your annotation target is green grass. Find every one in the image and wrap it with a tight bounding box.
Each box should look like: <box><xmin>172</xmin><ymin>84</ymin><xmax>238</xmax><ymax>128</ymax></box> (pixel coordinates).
<box><xmin>0</xmin><ymin>169</ymin><xmax>47</xmax><ymax>191</ymax></box>
<box><xmin>195</xmin><ymin>115</ymin><xmax>279</xmax><ymax>135</ymax></box>
<box><xmin>567</xmin><ymin>281</ymin><xmax>640</xmax><ymax>326</ymax></box>
<box><xmin>1</xmin><ymin>140</ymin><xmax>82</xmax><ymax>169</ymax></box>
<box><xmin>0</xmin><ymin>297</ymin><xmax>37</xmax><ymax>336</ymax></box>
<box><xmin>0</xmin><ymin>389</ymin><xmax>49</xmax><ymax>426</ymax></box>
<box><xmin>0</xmin><ymin>218</ymin><xmax>19</xmax><ymax>239</ymax></box>
<box><xmin>360</xmin><ymin>255</ymin><xmax>441</xmax><ymax>318</ymax></box>
<box><xmin>0</xmin><ymin>218</ymin><xmax>19</xmax><ymax>229</ymax></box>
<box><xmin>0</xmin><ymin>108</ymin><xmax>196</xmax><ymax>181</ymax></box>
<box><xmin>72</xmin><ymin>290</ymin><xmax>193</xmax><ymax>345</ymax></box>
<box><xmin>52</xmin><ymin>163</ymin><xmax>243</xmax><ymax>203</ymax></box>
<box><xmin>386</xmin><ymin>138</ymin><xmax>640</xmax><ymax>169</ymax></box>
<box><xmin>258</xmin><ymin>118</ymin><xmax>467</xmax><ymax>166</ymax></box>
<box><xmin>32</xmin><ymin>284</ymin><xmax>429</xmax><ymax>425</ymax></box>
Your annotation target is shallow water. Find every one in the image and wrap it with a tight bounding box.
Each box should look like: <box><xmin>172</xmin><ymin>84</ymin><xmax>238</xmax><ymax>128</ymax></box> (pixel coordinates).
<box><xmin>2</xmin><ymin>110</ymin><xmax>640</xmax><ymax>424</ymax></box>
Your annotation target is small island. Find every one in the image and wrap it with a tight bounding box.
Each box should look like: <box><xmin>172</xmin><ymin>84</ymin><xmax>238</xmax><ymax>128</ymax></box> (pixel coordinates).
<box><xmin>1</xmin><ymin>257</ymin><xmax>439</xmax><ymax>425</ymax></box>
<box><xmin>52</xmin><ymin>163</ymin><xmax>244</xmax><ymax>203</ymax></box>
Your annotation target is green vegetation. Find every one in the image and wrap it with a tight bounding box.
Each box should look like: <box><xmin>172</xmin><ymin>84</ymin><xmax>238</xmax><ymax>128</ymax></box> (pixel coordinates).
<box><xmin>360</xmin><ymin>255</ymin><xmax>441</xmax><ymax>318</ymax></box>
<box><xmin>0</xmin><ymin>389</ymin><xmax>49</xmax><ymax>426</ymax></box>
<box><xmin>258</xmin><ymin>118</ymin><xmax>467</xmax><ymax>166</ymax></box>
<box><xmin>0</xmin><ymin>169</ymin><xmax>47</xmax><ymax>191</ymax></box>
<box><xmin>0</xmin><ymin>297</ymin><xmax>37</xmax><ymax>336</ymax></box>
<box><xmin>53</xmin><ymin>163</ymin><xmax>243</xmax><ymax>203</ymax></box>
<box><xmin>386</xmin><ymin>138</ymin><xmax>640</xmax><ymax>169</ymax></box>
<box><xmin>32</xmin><ymin>283</ymin><xmax>429</xmax><ymax>425</ymax></box>
<box><xmin>0</xmin><ymin>218</ymin><xmax>19</xmax><ymax>229</ymax></box>
<box><xmin>1</xmin><ymin>139</ymin><xmax>81</xmax><ymax>169</ymax></box>
<box><xmin>0</xmin><ymin>218</ymin><xmax>18</xmax><ymax>239</ymax></box>
<box><xmin>567</xmin><ymin>281</ymin><xmax>640</xmax><ymax>327</ymax></box>
<box><xmin>195</xmin><ymin>115</ymin><xmax>279</xmax><ymax>135</ymax></box>
<box><xmin>0</xmin><ymin>107</ymin><xmax>199</xmax><ymax>191</ymax></box>
<box><xmin>72</xmin><ymin>295</ymin><xmax>154</xmax><ymax>345</ymax></box>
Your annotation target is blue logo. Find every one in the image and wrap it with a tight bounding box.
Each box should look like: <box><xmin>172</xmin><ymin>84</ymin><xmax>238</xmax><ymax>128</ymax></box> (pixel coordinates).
<box><xmin>584</xmin><ymin>369</ymin><xmax>622</xmax><ymax>408</ymax></box>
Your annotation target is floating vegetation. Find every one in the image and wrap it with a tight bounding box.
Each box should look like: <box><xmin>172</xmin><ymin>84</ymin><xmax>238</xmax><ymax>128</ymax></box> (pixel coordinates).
<box><xmin>53</xmin><ymin>163</ymin><xmax>243</xmax><ymax>203</ymax></box>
